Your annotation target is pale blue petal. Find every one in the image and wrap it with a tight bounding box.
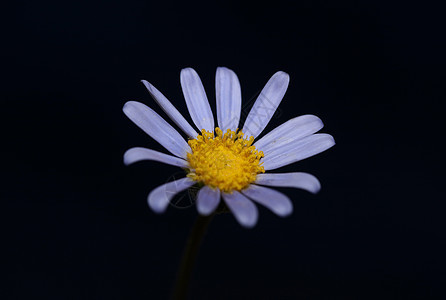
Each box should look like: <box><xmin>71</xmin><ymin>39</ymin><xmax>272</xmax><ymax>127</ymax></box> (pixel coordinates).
<box><xmin>196</xmin><ymin>186</ymin><xmax>221</xmax><ymax>216</ymax></box>
<box><xmin>242</xmin><ymin>71</ymin><xmax>289</xmax><ymax>138</ymax></box>
<box><xmin>124</xmin><ymin>147</ymin><xmax>189</xmax><ymax>168</ymax></box>
<box><xmin>254</xmin><ymin>115</ymin><xmax>323</xmax><ymax>155</ymax></box>
<box><xmin>262</xmin><ymin>133</ymin><xmax>335</xmax><ymax>170</ymax></box>
<box><xmin>215</xmin><ymin>67</ymin><xmax>242</xmax><ymax>131</ymax></box>
<box><xmin>222</xmin><ymin>191</ymin><xmax>258</xmax><ymax>228</ymax></box>
<box><xmin>242</xmin><ymin>184</ymin><xmax>293</xmax><ymax>217</ymax></box>
<box><xmin>180</xmin><ymin>68</ymin><xmax>214</xmax><ymax>132</ymax></box>
<box><xmin>148</xmin><ymin>178</ymin><xmax>195</xmax><ymax>213</ymax></box>
<box><xmin>123</xmin><ymin>101</ymin><xmax>190</xmax><ymax>158</ymax></box>
<box><xmin>255</xmin><ymin>172</ymin><xmax>321</xmax><ymax>194</ymax></box>
<box><xmin>142</xmin><ymin>80</ymin><xmax>198</xmax><ymax>138</ymax></box>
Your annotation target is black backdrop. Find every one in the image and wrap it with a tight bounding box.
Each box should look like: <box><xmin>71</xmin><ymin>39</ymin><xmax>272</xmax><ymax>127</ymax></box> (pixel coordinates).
<box><xmin>4</xmin><ymin>0</ymin><xmax>445</xmax><ymax>299</ymax></box>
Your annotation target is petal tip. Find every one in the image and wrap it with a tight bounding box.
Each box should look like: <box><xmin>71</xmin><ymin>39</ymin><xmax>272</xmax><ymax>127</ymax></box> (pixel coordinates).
<box><xmin>306</xmin><ymin>174</ymin><xmax>322</xmax><ymax>194</ymax></box>
<box><xmin>180</xmin><ymin>67</ymin><xmax>195</xmax><ymax>75</ymax></box>
<box><xmin>197</xmin><ymin>207</ymin><xmax>212</xmax><ymax>216</ymax></box>
<box><xmin>123</xmin><ymin>151</ymin><xmax>131</xmax><ymax>166</ymax></box>
<box><xmin>142</xmin><ymin>80</ymin><xmax>157</xmax><ymax>96</ymax></box>
<box><xmin>240</xmin><ymin>218</ymin><xmax>258</xmax><ymax>229</ymax></box>
<box><xmin>147</xmin><ymin>192</ymin><xmax>168</xmax><ymax>214</ymax></box>
<box><xmin>310</xmin><ymin>183</ymin><xmax>322</xmax><ymax>194</ymax></box>
<box><xmin>122</xmin><ymin>101</ymin><xmax>147</xmax><ymax>118</ymax></box>
<box><xmin>310</xmin><ymin>114</ymin><xmax>324</xmax><ymax>128</ymax></box>
<box><xmin>240</xmin><ymin>209</ymin><xmax>259</xmax><ymax>228</ymax></box>
<box><xmin>141</xmin><ymin>79</ymin><xmax>151</xmax><ymax>89</ymax></box>
<box><xmin>275</xmin><ymin>71</ymin><xmax>290</xmax><ymax>81</ymax></box>
<box><xmin>216</xmin><ymin>66</ymin><xmax>233</xmax><ymax>73</ymax></box>
<box><xmin>122</xmin><ymin>101</ymin><xmax>135</xmax><ymax>114</ymax></box>
<box><xmin>279</xmin><ymin>206</ymin><xmax>293</xmax><ymax>217</ymax></box>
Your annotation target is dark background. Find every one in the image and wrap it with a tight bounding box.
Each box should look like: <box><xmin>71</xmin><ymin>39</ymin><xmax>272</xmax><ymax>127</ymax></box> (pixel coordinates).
<box><xmin>4</xmin><ymin>0</ymin><xmax>446</xmax><ymax>299</ymax></box>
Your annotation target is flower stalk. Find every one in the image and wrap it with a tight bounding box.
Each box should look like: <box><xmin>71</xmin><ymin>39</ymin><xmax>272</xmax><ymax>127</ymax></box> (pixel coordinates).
<box><xmin>171</xmin><ymin>213</ymin><xmax>215</xmax><ymax>300</ymax></box>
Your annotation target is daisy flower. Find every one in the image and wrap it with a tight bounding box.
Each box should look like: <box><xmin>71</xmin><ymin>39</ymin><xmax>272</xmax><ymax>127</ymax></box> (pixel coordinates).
<box><xmin>123</xmin><ymin>67</ymin><xmax>335</xmax><ymax>228</ymax></box>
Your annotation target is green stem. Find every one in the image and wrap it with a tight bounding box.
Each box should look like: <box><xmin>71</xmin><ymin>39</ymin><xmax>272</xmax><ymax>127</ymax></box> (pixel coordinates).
<box><xmin>171</xmin><ymin>213</ymin><xmax>214</xmax><ymax>300</ymax></box>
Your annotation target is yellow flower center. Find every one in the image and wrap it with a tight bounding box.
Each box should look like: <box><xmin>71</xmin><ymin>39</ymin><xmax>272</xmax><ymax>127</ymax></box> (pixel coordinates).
<box><xmin>187</xmin><ymin>127</ymin><xmax>265</xmax><ymax>192</ymax></box>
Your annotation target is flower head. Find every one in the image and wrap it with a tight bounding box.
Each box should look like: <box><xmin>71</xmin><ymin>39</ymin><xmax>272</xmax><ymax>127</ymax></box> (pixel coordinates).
<box><xmin>123</xmin><ymin>67</ymin><xmax>335</xmax><ymax>227</ymax></box>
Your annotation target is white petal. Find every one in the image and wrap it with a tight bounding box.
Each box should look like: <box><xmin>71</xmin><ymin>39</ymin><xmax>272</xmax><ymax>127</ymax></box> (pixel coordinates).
<box><xmin>222</xmin><ymin>191</ymin><xmax>258</xmax><ymax>228</ymax></box>
<box><xmin>124</xmin><ymin>147</ymin><xmax>189</xmax><ymax>168</ymax></box>
<box><xmin>254</xmin><ymin>115</ymin><xmax>323</xmax><ymax>154</ymax></box>
<box><xmin>196</xmin><ymin>186</ymin><xmax>221</xmax><ymax>216</ymax></box>
<box><xmin>262</xmin><ymin>133</ymin><xmax>335</xmax><ymax>170</ymax></box>
<box><xmin>215</xmin><ymin>67</ymin><xmax>242</xmax><ymax>131</ymax></box>
<box><xmin>242</xmin><ymin>71</ymin><xmax>290</xmax><ymax>139</ymax></box>
<box><xmin>123</xmin><ymin>101</ymin><xmax>190</xmax><ymax>159</ymax></box>
<box><xmin>142</xmin><ymin>80</ymin><xmax>198</xmax><ymax>138</ymax></box>
<box><xmin>242</xmin><ymin>185</ymin><xmax>293</xmax><ymax>217</ymax></box>
<box><xmin>255</xmin><ymin>172</ymin><xmax>321</xmax><ymax>194</ymax></box>
<box><xmin>180</xmin><ymin>68</ymin><xmax>214</xmax><ymax>132</ymax></box>
<box><xmin>148</xmin><ymin>178</ymin><xmax>195</xmax><ymax>213</ymax></box>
